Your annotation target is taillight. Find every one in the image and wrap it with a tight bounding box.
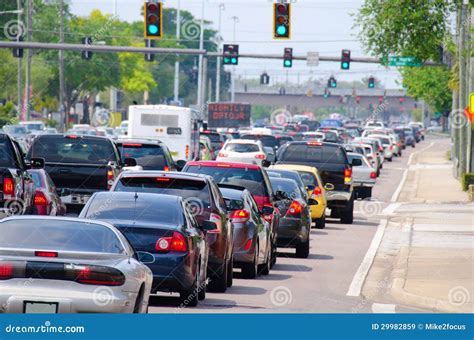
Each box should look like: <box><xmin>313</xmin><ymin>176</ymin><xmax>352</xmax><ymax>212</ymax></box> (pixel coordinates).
<box><xmin>73</xmin><ymin>265</ymin><xmax>125</xmax><ymax>286</ymax></box>
<box><xmin>397</xmin><ymin>143</ymin><xmax>401</xmax><ymax>147</ymax></box>
<box><xmin>156</xmin><ymin>232</ymin><xmax>188</xmax><ymax>252</ymax></box>
<box><xmin>230</xmin><ymin>209</ymin><xmax>250</xmax><ymax>223</ymax></box>
<box><xmin>107</xmin><ymin>168</ymin><xmax>114</xmax><ymax>189</ymax></box>
<box><xmin>0</xmin><ymin>263</ymin><xmax>13</xmax><ymax>280</ymax></box>
<box><xmin>370</xmin><ymin>172</ymin><xmax>377</xmax><ymax>179</ymax></box>
<box><xmin>378</xmin><ymin>147</ymin><xmax>383</xmax><ymax>152</ymax></box>
<box><xmin>207</xmin><ymin>213</ymin><xmax>223</xmax><ymax>234</ymax></box>
<box><xmin>255</xmin><ymin>154</ymin><xmax>266</xmax><ymax>160</ymax></box>
<box><xmin>287</xmin><ymin>201</ymin><xmax>303</xmax><ymax>216</ymax></box>
<box><xmin>35</xmin><ymin>251</ymin><xmax>58</xmax><ymax>258</ymax></box>
<box><xmin>312</xmin><ymin>186</ymin><xmax>322</xmax><ymax>198</ymax></box>
<box><xmin>3</xmin><ymin>177</ymin><xmax>14</xmax><ymax>196</ymax></box>
<box><xmin>218</xmin><ymin>152</ymin><xmax>228</xmax><ymax>158</ymax></box>
<box><xmin>163</xmin><ymin>166</ymin><xmax>170</xmax><ymax>172</ymax></box>
<box><xmin>244</xmin><ymin>239</ymin><xmax>252</xmax><ymax>251</ymax></box>
<box><xmin>185</xmin><ymin>145</ymin><xmax>190</xmax><ymax>159</ymax></box>
<box><xmin>344</xmin><ymin>168</ymin><xmax>352</xmax><ymax>184</ymax></box>
<box><xmin>34</xmin><ymin>192</ymin><xmax>48</xmax><ymax>206</ymax></box>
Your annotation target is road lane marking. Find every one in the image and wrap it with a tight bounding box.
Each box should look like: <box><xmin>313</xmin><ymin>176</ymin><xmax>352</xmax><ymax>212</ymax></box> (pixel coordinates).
<box><xmin>371</xmin><ymin>303</ymin><xmax>396</xmax><ymax>313</ymax></box>
<box><xmin>346</xmin><ymin>219</ymin><xmax>388</xmax><ymax>297</ymax></box>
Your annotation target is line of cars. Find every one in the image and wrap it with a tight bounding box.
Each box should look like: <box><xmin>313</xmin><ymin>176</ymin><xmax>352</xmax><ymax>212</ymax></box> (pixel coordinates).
<box><xmin>0</xmin><ymin>117</ymin><xmax>425</xmax><ymax>313</ymax></box>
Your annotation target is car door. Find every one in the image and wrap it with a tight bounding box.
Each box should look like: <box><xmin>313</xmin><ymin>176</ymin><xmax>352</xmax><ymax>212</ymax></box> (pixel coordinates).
<box><xmin>247</xmin><ymin>193</ymin><xmax>267</xmax><ymax>262</ymax></box>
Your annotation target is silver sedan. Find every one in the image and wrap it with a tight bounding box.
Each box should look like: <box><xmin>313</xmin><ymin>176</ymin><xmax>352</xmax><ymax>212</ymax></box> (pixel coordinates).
<box><xmin>0</xmin><ymin>216</ymin><xmax>153</xmax><ymax>314</ymax></box>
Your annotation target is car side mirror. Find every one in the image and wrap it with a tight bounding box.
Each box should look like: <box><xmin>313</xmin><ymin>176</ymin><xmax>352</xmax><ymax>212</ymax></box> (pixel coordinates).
<box><xmin>124</xmin><ymin>157</ymin><xmax>137</xmax><ymax>167</ymax></box>
<box><xmin>201</xmin><ymin>220</ymin><xmax>218</xmax><ymax>232</ymax></box>
<box><xmin>176</xmin><ymin>160</ymin><xmax>187</xmax><ymax>171</ymax></box>
<box><xmin>352</xmin><ymin>159</ymin><xmax>363</xmax><ymax>166</ymax></box>
<box><xmin>262</xmin><ymin>160</ymin><xmax>271</xmax><ymax>168</ymax></box>
<box><xmin>262</xmin><ymin>205</ymin><xmax>274</xmax><ymax>215</ymax></box>
<box><xmin>29</xmin><ymin>157</ymin><xmax>45</xmax><ymax>169</ymax></box>
<box><xmin>308</xmin><ymin>198</ymin><xmax>319</xmax><ymax>206</ymax></box>
<box><xmin>306</xmin><ymin>185</ymin><xmax>316</xmax><ymax>191</ymax></box>
<box><xmin>136</xmin><ymin>251</ymin><xmax>155</xmax><ymax>264</ymax></box>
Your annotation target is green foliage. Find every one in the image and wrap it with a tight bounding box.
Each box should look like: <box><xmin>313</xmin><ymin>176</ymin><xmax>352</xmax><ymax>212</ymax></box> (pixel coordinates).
<box><xmin>0</xmin><ymin>101</ymin><xmax>18</xmax><ymax>127</ymax></box>
<box><xmin>460</xmin><ymin>173</ymin><xmax>474</xmax><ymax>191</ymax></box>
<box><xmin>251</xmin><ymin>105</ymin><xmax>273</xmax><ymax>120</ymax></box>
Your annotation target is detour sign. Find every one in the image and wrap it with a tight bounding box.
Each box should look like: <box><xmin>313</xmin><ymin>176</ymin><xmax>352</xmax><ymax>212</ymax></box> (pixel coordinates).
<box><xmin>208</xmin><ymin>103</ymin><xmax>251</xmax><ymax>128</ymax></box>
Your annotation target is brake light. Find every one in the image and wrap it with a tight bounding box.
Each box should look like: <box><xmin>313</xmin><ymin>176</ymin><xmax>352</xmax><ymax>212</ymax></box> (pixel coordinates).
<box><xmin>207</xmin><ymin>213</ymin><xmax>223</xmax><ymax>234</ymax></box>
<box><xmin>255</xmin><ymin>154</ymin><xmax>266</xmax><ymax>160</ymax></box>
<box><xmin>306</xmin><ymin>141</ymin><xmax>322</xmax><ymax>146</ymax></box>
<box><xmin>312</xmin><ymin>186</ymin><xmax>322</xmax><ymax>198</ymax></box>
<box><xmin>106</xmin><ymin>168</ymin><xmax>114</xmax><ymax>189</ymax></box>
<box><xmin>230</xmin><ymin>209</ymin><xmax>250</xmax><ymax>223</ymax></box>
<box><xmin>218</xmin><ymin>152</ymin><xmax>228</xmax><ymax>158</ymax></box>
<box><xmin>163</xmin><ymin>166</ymin><xmax>170</xmax><ymax>172</ymax></box>
<box><xmin>171</xmin><ymin>232</ymin><xmax>188</xmax><ymax>252</ymax></box>
<box><xmin>397</xmin><ymin>143</ymin><xmax>401</xmax><ymax>147</ymax></box>
<box><xmin>2</xmin><ymin>177</ymin><xmax>14</xmax><ymax>196</ymax></box>
<box><xmin>74</xmin><ymin>265</ymin><xmax>125</xmax><ymax>286</ymax></box>
<box><xmin>370</xmin><ymin>172</ymin><xmax>377</xmax><ymax>179</ymax></box>
<box><xmin>0</xmin><ymin>263</ymin><xmax>13</xmax><ymax>280</ymax></box>
<box><xmin>244</xmin><ymin>239</ymin><xmax>252</xmax><ymax>251</ymax></box>
<box><xmin>216</xmin><ymin>163</ymin><xmax>231</xmax><ymax>168</ymax></box>
<box><xmin>344</xmin><ymin>168</ymin><xmax>352</xmax><ymax>184</ymax></box>
<box><xmin>287</xmin><ymin>201</ymin><xmax>303</xmax><ymax>216</ymax></box>
<box><xmin>34</xmin><ymin>192</ymin><xmax>48</xmax><ymax>206</ymax></box>
<box><xmin>66</xmin><ymin>135</ymin><xmax>79</xmax><ymax>139</ymax></box>
<box><xmin>35</xmin><ymin>251</ymin><xmax>58</xmax><ymax>258</ymax></box>
<box><xmin>123</xmin><ymin>143</ymin><xmax>142</xmax><ymax>147</ymax></box>
<box><xmin>378</xmin><ymin>147</ymin><xmax>383</xmax><ymax>152</ymax></box>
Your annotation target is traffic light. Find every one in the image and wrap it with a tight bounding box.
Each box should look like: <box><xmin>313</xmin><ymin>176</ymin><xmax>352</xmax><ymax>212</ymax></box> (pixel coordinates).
<box><xmin>341</xmin><ymin>49</ymin><xmax>351</xmax><ymax>70</ymax></box>
<box><xmin>260</xmin><ymin>72</ymin><xmax>270</xmax><ymax>85</ymax></box>
<box><xmin>144</xmin><ymin>1</ymin><xmax>163</xmax><ymax>39</ymax></box>
<box><xmin>223</xmin><ymin>44</ymin><xmax>239</xmax><ymax>65</ymax></box>
<box><xmin>81</xmin><ymin>37</ymin><xmax>93</xmax><ymax>60</ymax></box>
<box><xmin>368</xmin><ymin>76</ymin><xmax>375</xmax><ymax>89</ymax></box>
<box><xmin>328</xmin><ymin>76</ymin><xmax>337</xmax><ymax>88</ymax></box>
<box><xmin>273</xmin><ymin>3</ymin><xmax>291</xmax><ymax>39</ymax></box>
<box><xmin>283</xmin><ymin>48</ymin><xmax>293</xmax><ymax>68</ymax></box>
<box><xmin>323</xmin><ymin>89</ymin><xmax>330</xmax><ymax>99</ymax></box>
<box><xmin>145</xmin><ymin>39</ymin><xmax>155</xmax><ymax>62</ymax></box>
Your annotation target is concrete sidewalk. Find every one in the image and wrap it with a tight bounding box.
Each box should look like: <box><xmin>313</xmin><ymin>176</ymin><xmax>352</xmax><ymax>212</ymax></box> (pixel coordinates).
<box><xmin>363</xmin><ymin>137</ymin><xmax>473</xmax><ymax>312</ymax></box>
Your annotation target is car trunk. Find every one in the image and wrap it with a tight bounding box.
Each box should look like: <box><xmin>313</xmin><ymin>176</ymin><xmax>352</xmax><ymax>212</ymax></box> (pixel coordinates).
<box><xmin>45</xmin><ymin>163</ymin><xmax>108</xmax><ymax>191</ymax></box>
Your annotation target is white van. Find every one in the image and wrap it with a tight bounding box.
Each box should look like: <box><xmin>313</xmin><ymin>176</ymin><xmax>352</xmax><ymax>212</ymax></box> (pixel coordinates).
<box><xmin>127</xmin><ymin>105</ymin><xmax>200</xmax><ymax>162</ymax></box>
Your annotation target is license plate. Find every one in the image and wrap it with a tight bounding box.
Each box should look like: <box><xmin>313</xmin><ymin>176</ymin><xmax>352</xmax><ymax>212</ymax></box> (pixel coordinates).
<box><xmin>24</xmin><ymin>302</ymin><xmax>58</xmax><ymax>314</ymax></box>
<box><xmin>62</xmin><ymin>195</ymin><xmax>90</xmax><ymax>205</ymax></box>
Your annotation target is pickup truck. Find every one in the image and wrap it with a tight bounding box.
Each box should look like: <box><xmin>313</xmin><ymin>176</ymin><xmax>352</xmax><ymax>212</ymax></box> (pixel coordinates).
<box><xmin>0</xmin><ymin>133</ymin><xmax>36</xmax><ymax>217</ymax></box>
<box><xmin>276</xmin><ymin>141</ymin><xmax>356</xmax><ymax>224</ymax></box>
<box><xmin>27</xmin><ymin>134</ymin><xmax>133</xmax><ymax>211</ymax></box>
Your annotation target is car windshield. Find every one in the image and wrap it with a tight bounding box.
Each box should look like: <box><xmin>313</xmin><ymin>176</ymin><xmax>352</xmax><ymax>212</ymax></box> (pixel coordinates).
<box><xmin>280</xmin><ymin>144</ymin><xmax>347</xmax><ymax>164</ymax></box>
<box><xmin>224</xmin><ymin>143</ymin><xmax>260</xmax><ymax>153</ymax></box>
<box><xmin>29</xmin><ymin>136</ymin><xmax>116</xmax><ymax>164</ymax></box>
<box><xmin>4</xmin><ymin>126</ymin><xmax>27</xmax><ymax>134</ymax></box>
<box><xmin>240</xmin><ymin>135</ymin><xmax>278</xmax><ymax>148</ymax></box>
<box><xmin>114</xmin><ymin>177</ymin><xmax>210</xmax><ymax>208</ymax></box>
<box><xmin>0</xmin><ymin>219</ymin><xmax>124</xmax><ymax>254</ymax></box>
<box><xmin>185</xmin><ymin>165</ymin><xmax>268</xmax><ymax>197</ymax></box>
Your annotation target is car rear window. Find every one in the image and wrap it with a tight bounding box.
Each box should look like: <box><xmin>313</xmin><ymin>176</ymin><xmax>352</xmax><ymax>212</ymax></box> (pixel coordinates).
<box><xmin>270</xmin><ymin>178</ymin><xmax>302</xmax><ymax>199</ymax></box>
<box><xmin>240</xmin><ymin>135</ymin><xmax>278</xmax><ymax>148</ymax></box>
<box><xmin>114</xmin><ymin>177</ymin><xmax>211</xmax><ymax>208</ymax></box>
<box><xmin>0</xmin><ymin>219</ymin><xmax>124</xmax><ymax>254</ymax></box>
<box><xmin>280</xmin><ymin>144</ymin><xmax>347</xmax><ymax>164</ymax></box>
<box><xmin>0</xmin><ymin>138</ymin><xmax>16</xmax><ymax>168</ymax></box>
<box><xmin>225</xmin><ymin>143</ymin><xmax>260</xmax><ymax>153</ymax></box>
<box><xmin>297</xmin><ymin>171</ymin><xmax>319</xmax><ymax>187</ymax></box>
<box><xmin>118</xmin><ymin>143</ymin><xmax>168</xmax><ymax>169</ymax></box>
<box><xmin>29</xmin><ymin>136</ymin><xmax>116</xmax><ymax>164</ymax></box>
<box><xmin>29</xmin><ymin>172</ymin><xmax>44</xmax><ymax>188</ymax></box>
<box><xmin>185</xmin><ymin>165</ymin><xmax>269</xmax><ymax>197</ymax></box>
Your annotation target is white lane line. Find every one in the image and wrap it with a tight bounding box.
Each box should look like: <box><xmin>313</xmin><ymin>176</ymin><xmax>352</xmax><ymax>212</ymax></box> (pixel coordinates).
<box><xmin>371</xmin><ymin>303</ymin><xmax>396</xmax><ymax>313</ymax></box>
<box><xmin>382</xmin><ymin>202</ymin><xmax>401</xmax><ymax>215</ymax></box>
<box><xmin>346</xmin><ymin>219</ymin><xmax>388</xmax><ymax>297</ymax></box>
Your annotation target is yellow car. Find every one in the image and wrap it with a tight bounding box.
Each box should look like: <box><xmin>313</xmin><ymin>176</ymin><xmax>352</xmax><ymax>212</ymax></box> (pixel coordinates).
<box><xmin>269</xmin><ymin>164</ymin><xmax>328</xmax><ymax>229</ymax></box>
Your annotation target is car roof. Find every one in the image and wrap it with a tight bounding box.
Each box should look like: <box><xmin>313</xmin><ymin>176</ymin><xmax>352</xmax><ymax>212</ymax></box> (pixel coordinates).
<box><xmin>0</xmin><ymin>215</ymin><xmax>117</xmax><ymax>231</ymax></box>
<box><xmin>116</xmin><ymin>139</ymin><xmax>164</xmax><ymax>145</ymax></box>
<box><xmin>186</xmin><ymin>161</ymin><xmax>263</xmax><ymax>170</ymax></box>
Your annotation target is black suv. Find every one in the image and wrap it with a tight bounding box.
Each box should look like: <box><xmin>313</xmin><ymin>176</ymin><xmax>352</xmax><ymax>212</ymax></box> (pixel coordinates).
<box><xmin>116</xmin><ymin>139</ymin><xmax>180</xmax><ymax>171</ymax></box>
<box><xmin>277</xmin><ymin>141</ymin><xmax>357</xmax><ymax>224</ymax></box>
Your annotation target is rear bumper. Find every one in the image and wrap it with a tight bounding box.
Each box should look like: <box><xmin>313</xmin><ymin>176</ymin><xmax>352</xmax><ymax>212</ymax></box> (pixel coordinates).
<box><xmin>147</xmin><ymin>253</ymin><xmax>196</xmax><ymax>293</ymax></box>
<box><xmin>353</xmin><ymin>180</ymin><xmax>375</xmax><ymax>188</ymax></box>
<box><xmin>326</xmin><ymin>190</ymin><xmax>351</xmax><ymax>203</ymax></box>
<box><xmin>276</xmin><ymin>217</ymin><xmax>309</xmax><ymax>247</ymax></box>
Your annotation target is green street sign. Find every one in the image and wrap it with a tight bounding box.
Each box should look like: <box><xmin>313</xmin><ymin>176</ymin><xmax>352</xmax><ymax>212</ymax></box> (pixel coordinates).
<box><xmin>388</xmin><ymin>56</ymin><xmax>422</xmax><ymax>67</ymax></box>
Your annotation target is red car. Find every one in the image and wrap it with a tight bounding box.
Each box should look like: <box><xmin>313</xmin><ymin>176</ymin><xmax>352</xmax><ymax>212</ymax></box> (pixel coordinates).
<box><xmin>27</xmin><ymin>169</ymin><xmax>66</xmax><ymax>216</ymax></box>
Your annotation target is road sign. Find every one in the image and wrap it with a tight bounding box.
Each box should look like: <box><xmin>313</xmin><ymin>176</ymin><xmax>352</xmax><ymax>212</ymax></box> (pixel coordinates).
<box><xmin>307</xmin><ymin>52</ymin><xmax>319</xmax><ymax>67</ymax></box>
<box><xmin>469</xmin><ymin>93</ymin><xmax>474</xmax><ymax>114</ymax></box>
<box><xmin>388</xmin><ymin>56</ymin><xmax>422</xmax><ymax>67</ymax></box>
<box><xmin>208</xmin><ymin>103</ymin><xmax>251</xmax><ymax>128</ymax></box>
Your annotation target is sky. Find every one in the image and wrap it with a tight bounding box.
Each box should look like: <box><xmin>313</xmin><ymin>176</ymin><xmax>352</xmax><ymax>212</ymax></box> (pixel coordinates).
<box><xmin>70</xmin><ymin>0</ymin><xmax>403</xmax><ymax>89</ymax></box>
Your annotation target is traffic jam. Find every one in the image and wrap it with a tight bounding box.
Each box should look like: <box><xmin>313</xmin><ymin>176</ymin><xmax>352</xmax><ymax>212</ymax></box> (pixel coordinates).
<box><xmin>0</xmin><ymin>107</ymin><xmax>426</xmax><ymax>313</ymax></box>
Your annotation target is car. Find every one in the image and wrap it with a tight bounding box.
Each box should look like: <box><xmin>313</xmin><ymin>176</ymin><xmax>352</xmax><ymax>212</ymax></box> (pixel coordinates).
<box><xmin>266</xmin><ymin>169</ymin><xmax>308</xmax><ymax>201</ymax></box>
<box><xmin>409</xmin><ymin>122</ymin><xmax>425</xmax><ymax>140</ymax></box>
<box><xmin>110</xmin><ymin>171</ymin><xmax>233</xmax><ymax>293</ymax></box>
<box><xmin>264</xmin><ymin>146</ymin><xmax>277</xmax><ymax>164</ymax></box>
<box><xmin>277</xmin><ymin>141</ymin><xmax>355</xmax><ymax>224</ymax></box>
<box><xmin>80</xmin><ymin>192</ymin><xmax>212</xmax><ymax>307</ymax></box>
<box><xmin>217</xmin><ymin>139</ymin><xmax>269</xmax><ymax>167</ymax></box>
<box><xmin>220</xmin><ymin>185</ymin><xmax>272</xmax><ymax>278</ymax></box>
<box><xmin>27</xmin><ymin>169</ymin><xmax>66</xmax><ymax>216</ymax></box>
<box><xmin>346</xmin><ymin>152</ymin><xmax>377</xmax><ymax>199</ymax></box>
<box><xmin>199</xmin><ymin>137</ymin><xmax>214</xmax><ymax>161</ymax></box>
<box><xmin>183</xmin><ymin>161</ymin><xmax>282</xmax><ymax>267</ymax></box>
<box><xmin>201</xmin><ymin>130</ymin><xmax>225</xmax><ymax>154</ymax></box>
<box><xmin>0</xmin><ymin>133</ymin><xmax>36</xmax><ymax>218</ymax></box>
<box><xmin>269</xmin><ymin>177</ymin><xmax>317</xmax><ymax>258</ymax></box>
<box><xmin>370</xmin><ymin>134</ymin><xmax>394</xmax><ymax>161</ymax></box>
<box><xmin>302</xmin><ymin>132</ymin><xmax>325</xmax><ymax>141</ymax></box>
<box><xmin>411</xmin><ymin>126</ymin><xmax>422</xmax><ymax>143</ymax></box>
<box><xmin>351</xmin><ymin>142</ymin><xmax>381</xmax><ymax>176</ymax></box>
<box><xmin>364</xmin><ymin>120</ymin><xmax>385</xmax><ymax>129</ymax></box>
<box><xmin>394</xmin><ymin>128</ymin><xmax>407</xmax><ymax>149</ymax></box>
<box><xmin>19</xmin><ymin>121</ymin><xmax>46</xmax><ymax>133</ymax></box>
<box><xmin>275</xmin><ymin>135</ymin><xmax>294</xmax><ymax>148</ymax></box>
<box><xmin>0</xmin><ymin>216</ymin><xmax>153</xmax><ymax>313</ymax></box>
<box><xmin>403</xmin><ymin>128</ymin><xmax>416</xmax><ymax>147</ymax></box>
<box><xmin>2</xmin><ymin>125</ymin><xmax>29</xmax><ymax>142</ymax></box>
<box><xmin>116</xmin><ymin>139</ymin><xmax>181</xmax><ymax>171</ymax></box>
<box><xmin>270</xmin><ymin>164</ymin><xmax>328</xmax><ymax>229</ymax></box>
<box><xmin>27</xmin><ymin>134</ymin><xmax>132</xmax><ymax>211</ymax></box>
<box><xmin>354</xmin><ymin>137</ymin><xmax>385</xmax><ymax>170</ymax></box>
<box><xmin>239</xmin><ymin>134</ymin><xmax>279</xmax><ymax>152</ymax></box>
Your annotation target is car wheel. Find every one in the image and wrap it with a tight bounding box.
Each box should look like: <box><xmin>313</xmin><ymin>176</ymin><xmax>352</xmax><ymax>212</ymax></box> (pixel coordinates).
<box><xmin>270</xmin><ymin>239</ymin><xmax>277</xmax><ymax>268</ymax></box>
<box><xmin>365</xmin><ymin>187</ymin><xmax>372</xmax><ymax>199</ymax></box>
<box><xmin>259</xmin><ymin>246</ymin><xmax>271</xmax><ymax>276</ymax></box>
<box><xmin>242</xmin><ymin>247</ymin><xmax>258</xmax><ymax>279</ymax></box>
<box><xmin>388</xmin><ymin>157</ymin><xmax>393</xmax><ymax>162</ymax></box>
<box><xmin>208</xmin><ymin>262</ymin><xmax>228</xmax><ymax>293</ymax></box>
<box><xmin>180</xmin><ymin>284</ymin><xmax>198</xmax><ymax>307</ymax></box>
<box><xmin>412</xmin><ymin>144</ymin><xmax>415</xmax><ymax>148</ymax></box>
<box><xmin>226</xmin><ymin>256</ymin><xmax>233</xmax><ymax>288</ymax></box>
<box><xmin>340</xmin><ymin>199</ymin><xmax>354</xmax><ymax>224</ymax></box>
<box><xmin>295</xmin><ymin>236</ymin><xmax>310</xmax><ymax>258</ymax></box>
<box><xmin>315</xmin><ymin>214</ymin><xmax>326</xmax><ymax>229</ymax></box>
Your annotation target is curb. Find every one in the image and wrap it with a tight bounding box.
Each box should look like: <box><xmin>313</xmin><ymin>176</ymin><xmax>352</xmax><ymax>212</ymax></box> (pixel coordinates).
<box><xmin>390</xmin><ymin>246</ymin><xmax>473</xmax><ymax>313</ymax></box>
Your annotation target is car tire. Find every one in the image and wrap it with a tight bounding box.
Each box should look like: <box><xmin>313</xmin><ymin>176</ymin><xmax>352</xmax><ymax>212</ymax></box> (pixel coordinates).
<box><xmin>315</xmin><ymin>214</ymin><xmax>326</xmax><ymax>229</ymax></box>
<box><xmin>412</xmin><ymin>144</ymin><xmax>415</xmax><ymax>148</ymax></box>
<box><xmin>340</xmin><ymin>199</ymin><xmax>354</xmax><ymax>224</ymax></box>
<box><xmin>180</xmin><ymin>284</ymin><xmax>198</xmax><ymax>308</ymax></box>
<box><xmin>270</xmin><ymin>239</ymin><xmax>277</xmax><ymax>268</ymax></box>
<box><xmin>242</xmin><ymin>248</ymin><xmax>258</xmax><ymax>279</ymax></box>
<box><xmin>365</xmin><ymin>187</ymin><xmax>372</xmax><ymax>199</ymax></box>
<box><xmin>208</xmin><ymin>262</ymin><xmax>228</xmax><ymax>293</ymax></box>
<box><xmin>295</xmin><ymin>237</ymin><xmax>310</xmax><ymax>258</ymax></box>
<box><xmin>388</xmin><ymin>157</ymin><xmax>393</xmax><ymax>162</ymax></box>
<box><xmin>226</xmin><ymin>256</ymin><xmax>233</xmax><ymax>288</ymax></box>
<box><xmin>259</xmin><ymin>246</ymin><xmax>271</xmax><ymax>276</ymax></box>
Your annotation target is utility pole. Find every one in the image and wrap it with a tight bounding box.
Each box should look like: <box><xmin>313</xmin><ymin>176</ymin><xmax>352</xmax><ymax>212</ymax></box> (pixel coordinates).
<box><xmin>196</xmin><ymin>0</ymin><xmax>205</xmax><ymax>108</ymax></box>
<box><xmin>24</xmin><ymin>0</ymin><xmax>32</xmax><ymax>120</ymax></box>
<box><xmin>173</xmin><ymin>0</ymin><xmax>181</xmax><ymax>104</ymax></box>
<box><xmin>215</xmin><ymin>3</ymin><xmax>225</xmax><ymax>102</ymax></box>
<box><xmin>110</xmin><ymin>0</ymin><xmax>118</xmax><ymax>113</ymax></box>
<box><xmin>467</xmin><ymin>5</ymin><xmax>474</xmax><ymax>173</ymax></box>
<box><xmin>59</xmin><ymin>0</ymin><xmax>65</xmax><ymax>132</ymax></box>
<box><xmin>16</xmin><ymin>0</ymin><xmax>22</xmax><ymax>117</ymax></box>
<box><xmin>231</xmin><ymin>16</ymin><xmax>239</xmax><ymax>103</ymax></box>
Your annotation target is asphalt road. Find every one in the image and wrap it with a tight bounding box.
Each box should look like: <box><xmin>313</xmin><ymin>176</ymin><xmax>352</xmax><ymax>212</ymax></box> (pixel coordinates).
<box><xmin>148</xmin><ymin>140</ymin><xmax>432</xmax><ymax>313</ymax></box>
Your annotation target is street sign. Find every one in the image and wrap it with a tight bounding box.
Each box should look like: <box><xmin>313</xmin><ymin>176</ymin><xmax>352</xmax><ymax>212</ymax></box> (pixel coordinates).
<box><xmin>307</xmin><ymin>52</ymin><xmax>319</xmax><ymax>67</ymax></box>
<box><xmin>388</xmin><ymin>56</ymin><xmax>422</xmax><ymax>67</ymax></box>
<box><xmin>208</xmin><ymin>103</ymin><xmax>251</xmax><ymax>128</ymax></box>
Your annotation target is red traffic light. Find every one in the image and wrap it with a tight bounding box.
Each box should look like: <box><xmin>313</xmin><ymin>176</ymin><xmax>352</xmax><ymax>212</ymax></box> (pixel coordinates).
<box><xmin>147</xmin><ymin>3</ymin><xmax>158</xmax><ymax>12</ymax></box>
<box><xmin>277</xmin><ymin>4</ymin><xmax>288</xmax><ymax>14</ymax></box>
